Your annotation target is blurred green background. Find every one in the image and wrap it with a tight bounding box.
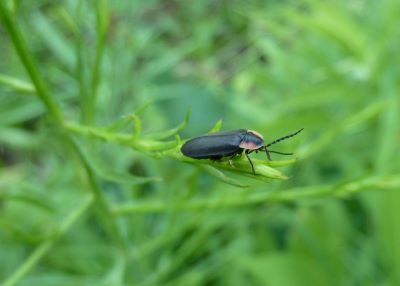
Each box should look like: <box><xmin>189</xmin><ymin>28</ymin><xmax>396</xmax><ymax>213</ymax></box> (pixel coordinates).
<box><xmin>1</xmin><ymin>0</ymin><xmax>400</xmax><ymax>285</ymax></box>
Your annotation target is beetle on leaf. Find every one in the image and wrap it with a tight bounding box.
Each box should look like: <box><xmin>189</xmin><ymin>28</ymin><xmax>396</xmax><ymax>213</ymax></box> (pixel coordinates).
<box><xmin>181</xmin><ymin>128</ymin><xmax>304</xmax><ymax>175</ymax></box>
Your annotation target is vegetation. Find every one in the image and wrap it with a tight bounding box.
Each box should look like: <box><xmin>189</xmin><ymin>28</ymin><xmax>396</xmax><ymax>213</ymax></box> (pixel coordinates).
<box><xmin>1</xmin><ymin>1</ymin><xmax>399</xmax><ymax>285</ymax></box>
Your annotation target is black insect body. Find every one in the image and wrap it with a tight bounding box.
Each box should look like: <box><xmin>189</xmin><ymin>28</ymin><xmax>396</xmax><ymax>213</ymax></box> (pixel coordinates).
<box><xmin>181</xmin><ymin>128</ymin><xmax>304</xmax><ymax>175</ymax></box>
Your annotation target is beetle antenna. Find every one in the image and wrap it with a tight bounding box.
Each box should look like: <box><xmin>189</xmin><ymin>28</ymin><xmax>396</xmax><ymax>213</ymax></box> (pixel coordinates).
<box><xmin>268</xmin><ymin>150</ymin><xmax>293</xmax><ymax>155</ymax></box>
<box><xmin>265</xmin><ymin>128</ymin><xmax>304</xmax><ymax>148</ymax></box>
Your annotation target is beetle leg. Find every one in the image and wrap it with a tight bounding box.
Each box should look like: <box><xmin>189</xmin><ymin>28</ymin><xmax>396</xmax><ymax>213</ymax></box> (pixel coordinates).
<box><xmin>268</xmin><ymin>150</ymin><xmax>293</xmax><ymax>155</ymax></box>
<box><xmin>227</xmin><ymin>154</ymin><xmax>237</xmax><ymax>167</ymax></box>
<box><xmin>264</xmin><ymin>148</ymin><xmax>272</xmax><ymax>161</ymax></box>
<box><xmin>245</xmin><ymin>150</ymin><xmax>256</xmax><ymax>175</ymax></box>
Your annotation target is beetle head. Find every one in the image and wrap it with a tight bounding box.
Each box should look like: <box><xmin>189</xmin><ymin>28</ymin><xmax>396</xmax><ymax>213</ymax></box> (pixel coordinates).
<box><xmin>239</xmin><ymin>130</ymin><xmax>265</xmax><ymax>150</ymax></box>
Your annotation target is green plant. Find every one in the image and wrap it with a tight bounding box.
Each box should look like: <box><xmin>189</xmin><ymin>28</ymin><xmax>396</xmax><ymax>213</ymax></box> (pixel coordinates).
<box><xmin>1</xmin><ymin>1</ymin><xmax>400</xmax><ymax>285</ymax></box>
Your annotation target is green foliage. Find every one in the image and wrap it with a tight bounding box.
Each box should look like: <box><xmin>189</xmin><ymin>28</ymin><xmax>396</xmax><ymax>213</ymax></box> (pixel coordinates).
<box><xmin>1</xmin><ymin>1</ymin><xmax>400</xmax><ymax>285</ymax></box>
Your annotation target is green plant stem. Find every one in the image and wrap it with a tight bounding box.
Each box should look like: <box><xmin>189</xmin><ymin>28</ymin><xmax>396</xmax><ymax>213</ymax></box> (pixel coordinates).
<box><xmin>112</xmin><ymin>175</ymin><xmax>400</xmax><ymax>214</ymax></box>
<box><xmin>0</xmin><ymin>4</ymin><xmax>124</xmax><ymax>250</ymax></box>
<box><xmin>75</xmin><ymin>0</ymin><xmax>90</xmax><ymax>124</ymax></box>
<box><xmin>64</xmin><ymin>122</ymin><xmax>295</xmax><ymax>180</ymax></box>
<box><xmin>0</xmin><ymin>3</ymin><xmax>63</xmax><ymax>122</ymax></box>
<box><xmin>64</xmin><ymin>122</ymin><xmax>178</xmax><ymax>151</ymax></box>
<box><xmin>68</xmin><ymin>136</ymin><xmax>126</xmax><ymax>249</ymax></box>
<box><xmin>2</xmin><ymin>195</ymin><xmax>94</xmax><ymax>286</ymax></box>
<box><xmin>86</xmin><ymin>0</ymin><xmax>108</xmax><ymax>124</ymax></box>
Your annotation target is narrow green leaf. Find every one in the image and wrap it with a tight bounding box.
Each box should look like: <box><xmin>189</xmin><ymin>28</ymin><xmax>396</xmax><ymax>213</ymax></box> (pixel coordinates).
<box><xmin>0</xmin><ymin>100</ymin><xmax>45</xmax><ymax>126</ymax></box>
<box><xmin>201</xmin><ymin>165</ymin><xmax>249</xmax><ymax>188</ymax></box>
<box><xmin>145</xmin><ymin>110</ymin><xmax>191</xmax><ymax>140</ymax></box>
<box><xmin>130</xmin><ymin>114</ymin><xmax>142</xmax><ymax>137</ymax></box>
<box><xmin>134</xmin><ymin>139</ymin><xmax>178</xmax><ymax>152</ymax></box>
<box><xmin>103</xmin><ymin>115</ymin><xmax>135</xmax><ymax>132</ymax></box>
<box><xmin>0</xmin><ymin>74</ymin><xmax>35</xmax><ymax>94</ymax></box>
<box><xmin>134</xmin><ymin>99</ymin><xmax>155</xmax><ymax>115</ymax></box>
<box><xmin>299</xmin><ymin>101</ymin><xmax>387</xmax><ymax>158</ymax></box>
<box><xmin>80</xmin><ymin>146</ymin><xmax>161</xmax><ymax>185</ymax></box>
<box><xmin>209</xmin><ymin>119</ymin><xmax>223</xmax><ymax>133</ymax></box>
<box><xmin>31</xmin><ymin>11</ymin><xmax>75</xmax><ymax>70</ymax></box>
<box><xmin>0</xmin><ymin>128</ymin><xmax>41</xmax><ymax>149</ymax></box>
<box><xmin>213</xmin><ymin>157</ymin><xmax>288</xmax><ymax>180</ymax></box>
<box><xmin>4</xmin><ymin>193</ymin><xmax>54</xmax><ymax>213</ymax></box>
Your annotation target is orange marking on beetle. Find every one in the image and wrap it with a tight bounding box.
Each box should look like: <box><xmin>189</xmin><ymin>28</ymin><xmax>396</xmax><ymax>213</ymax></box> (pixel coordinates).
<box><xmin>239</xmin><ymin>141</ymin><xmax>262</xmax><ymax>150</ymax></box>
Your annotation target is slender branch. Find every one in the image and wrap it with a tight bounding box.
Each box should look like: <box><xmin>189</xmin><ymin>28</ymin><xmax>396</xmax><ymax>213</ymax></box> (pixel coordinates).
<box><xmin>87</xmin><ymin>0</ymin><xmax>109</xmax><ymax>123</ymax></box>
<box><xmin>0</xmin><ymin>4</ymin><xmax>125</xmax><ymax>249</ymax></box>
<box><xmin>112</xmin><ymin>175</ymin><xmax>400</xmax><ymax>214</ymax></box>
<box><xmin>68</xmin><ymin>136</ymin><xmax>126</xmax><ymax>248</ymax></box>
<box><xmin>0</xmin><ymin>3</ymin><xmax>63</xmax><ymax>122</ymax></box>
<box><xmin>64</xmin><ymin>122</ymin><xmax>179</xmax><ymax>151</ymax></box>
<box><xmin>64</xmin><ymin>121</ymin><xmax>296</xmax><ymax>180</ymax></box>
